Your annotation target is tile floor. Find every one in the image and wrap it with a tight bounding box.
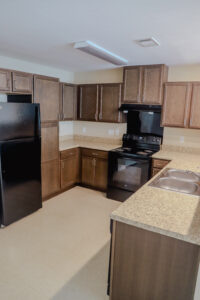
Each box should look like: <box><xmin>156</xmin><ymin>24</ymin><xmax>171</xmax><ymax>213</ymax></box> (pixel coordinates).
<box><xmin>0</xmin><ymin>186</ymin><xmax>119</xmax><ymax>300</ymax></box>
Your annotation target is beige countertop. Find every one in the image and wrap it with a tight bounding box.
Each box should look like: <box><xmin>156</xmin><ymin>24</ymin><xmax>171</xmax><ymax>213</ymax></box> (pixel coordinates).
<box><xmin>111</xmin><ymin>149</ymin><xmax>200</xmax><ymax>245</ymax></box>
<box><xmin>59</xmin><ymin>138</ymin><xmax>121</xmax><ymax>152</ymax></box>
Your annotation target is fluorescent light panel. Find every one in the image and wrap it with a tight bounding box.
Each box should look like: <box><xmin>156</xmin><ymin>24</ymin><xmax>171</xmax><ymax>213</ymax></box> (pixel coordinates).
<box><xmin>74</xmin><ymin>41</ymin><xmax>128</xmax><ymax>65</ymax></box>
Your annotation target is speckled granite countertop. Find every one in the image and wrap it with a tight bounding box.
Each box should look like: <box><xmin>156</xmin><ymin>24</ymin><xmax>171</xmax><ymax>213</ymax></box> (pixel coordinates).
<box><xmin>111</xmin><ymin>149</ymin><xmax>200</xmax><ymax>245</ymax></box>
<box><xmin>59</xmin><ymin>138</ymin><xmax>121</xmax><ymax>152</ymax></box>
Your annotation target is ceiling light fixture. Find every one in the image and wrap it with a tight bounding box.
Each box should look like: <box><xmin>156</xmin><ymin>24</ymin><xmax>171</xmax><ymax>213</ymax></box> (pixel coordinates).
<box><xmin>74</xmin><ymin>41</ymin><xmax>128</xmax><ymax>65</ymax></box>
<box><xmin>135</xmin><ymin>37</ymin><xmax>160</xmax><ymax>47</ymax></box>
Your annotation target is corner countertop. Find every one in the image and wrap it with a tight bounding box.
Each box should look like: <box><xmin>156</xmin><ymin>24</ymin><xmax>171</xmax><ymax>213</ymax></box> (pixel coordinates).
<box><xmin>59</xmin><ymin>138</ymin><xmax>121</xmax><ymax>152</ymax></box>
<box><xmin>111</xmin><ymin>148</ymin><xmax>200</xmax><ymax>245</ymax></box>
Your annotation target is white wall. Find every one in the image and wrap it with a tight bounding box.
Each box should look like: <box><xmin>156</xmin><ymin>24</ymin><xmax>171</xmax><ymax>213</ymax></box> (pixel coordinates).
<box><xmin>73</xmin><ymin>68</ymin><xmax>123</xmax><ymax>84</ymax></box>
<box><xmin>0</xmin><ymin>54</ymin><xmax>74</xmax><ymax>82</ymax></box>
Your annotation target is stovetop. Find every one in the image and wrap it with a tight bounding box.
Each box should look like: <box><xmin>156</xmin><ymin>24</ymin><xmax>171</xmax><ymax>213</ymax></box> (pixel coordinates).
<box><xmin>112</xmin><ymin>147</ymin><xmax>158</xmax><ymax>158</ymax></box>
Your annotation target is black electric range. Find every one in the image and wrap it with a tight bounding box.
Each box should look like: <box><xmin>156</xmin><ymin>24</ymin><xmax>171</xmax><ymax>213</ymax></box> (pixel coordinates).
<box><xmin>106</xmin><ymin>104</ymin><xmax>163</xmax><ymax>202</ymax></box>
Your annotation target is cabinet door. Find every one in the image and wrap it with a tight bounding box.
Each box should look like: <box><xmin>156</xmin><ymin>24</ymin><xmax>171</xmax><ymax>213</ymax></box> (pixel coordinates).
<box><xmin>81</xmin><ymin>155</ymin><xmax>95</xmax><ymax>187</ymax></box>
<box><xmin>78</xmin><ymin>85</ymin><xmax>99</xmax><ymax>121</ymax></box>
<box><xmin>34</xmin><ymin>75</ymin><xmax>60</xmax><ymax>122</ymax></box>
<box><xmin>99</xmin><ymin>84</ymin><xmax>122</xmax><ymax>122</ymax></box>
<box><xmin>0</xmin><ymin>69</ymin><xmax>12</xmax><ymax>92</ymax></box>
<box><xmin>12</xmin><ymin>71</ymin><xmax>33</xmax><ymax>93</ymax></box>
<box><xmin>162</xmin><ymin>83</ymin><xmax>192</xmax><ymax>127</ymax></box>
<box><xmin>189</xmin><ymin>83</ymin><xmax>200</xmax><ymax>129</ymax></box>
<box><xmin>62</xmin><ymin>84</ymin><xmax>77</xmax><ymax>120</ymax></box>
<box><xmin>41</xmin><ymin>122</ymin><xmax>59</xmax><ymax>163</ymax></box>
<box><xmin>123</xmin><ymin>66</ymin><xmax>142</xmax><ymax>103</ymax></box>
<box><xmin>142</xmin><ymin>65</ymin><xmax>167</xmax><ymax>104</ymax></box>
<box><xmin>95</xmin><ymin>158</ymin><xmax>108</xmax><ymax>191</ymax></box>
<box><xmin>41</xmin><ymin>159</ymin><xmax>60</xmax><ymax>198</ymax></box>
<box><xmin>61</xmin><ymin>152</ymin><xmax>79</xmax><ymax>189</ymax></box>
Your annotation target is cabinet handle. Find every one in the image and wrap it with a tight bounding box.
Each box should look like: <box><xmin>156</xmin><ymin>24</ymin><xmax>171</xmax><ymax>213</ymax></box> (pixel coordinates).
<box><xmin>7</xmin><ymin>78</ymin><xmax>10</xmax><ymax>88</ymax></box>
<box><xmin>61</xmin><ymin>161</ymin><xmax>65</xmax><ymax>169</ymax></box>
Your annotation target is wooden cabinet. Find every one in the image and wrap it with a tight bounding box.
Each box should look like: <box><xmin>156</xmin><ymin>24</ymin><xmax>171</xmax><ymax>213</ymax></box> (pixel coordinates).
<box><xmin>60</xmin><ymin>148</ymin><xmax>80</xmax><ymax>189</ymax></box>
<box><xmin>41</xmin><ymin>122</ymin><xmax>59</xmax><ymax>163</ymax></box>
<box><xmin>142</xmin><ymin>65</ymin><xmax>167</xmax><ymax>104</ymax></box>
<box><xmin>41</xmin><ymin>122</ymin><xmax>59</xmax><ymax>199</ymax></box>
<box><xmin>78</xmin><ymin>85</ymin><xmax>99</xmax><ymax>121</ymax></box>
<box><xmin>189</xmin><ymin>83</ymin><xmax>200</xmax><ymax>129</ymax></box>
<box><xmin>110</xmin><ymin>221</ymin><xmax>200</xmax><ymax>300</ymax></box>
<box><xmin>12</xmin><ymin>71</ymin><xmax>33</xmax><ymax>93</ymax></box>
<box><xmin>123</xmin><ymin>64</ymin><xmax>168</xmax><ymax>105</ymax></box>
<box><xmin>99</xmin><ymin>83</ymin><xmax>122</xmax><ymax>123</ymax></box>
<box><xmin>78</xmin><ymin>83</ymin><xmax>124</xmax><ymax>123</ymax></box>
<box><xmin>34</xmin><ymin>75</ymin><xmax>60</xmax><ymax>122</ymax></box>
<box><xmin>151</xmin><ymin>158</ymin><xmax>170</xmax><ymax>177</ymax></box>
<box><xmin>81</xmin><ymin>148</ymin><xmax>108</xmax><ymax>191</ymax></box>
<box><xmin>0</xmin><ymin>69</ymin><xmax>12</xmax><ymax>92</ymax></box>
<box><xmin>123</xmin><ymin>66</ymin><xmax>143</xmax><ymax>103</ymax></box>
<box><xmin>61</xmin><ymin>83</ymin><xmax>77</xmax><ymax>120</ymax></box>
<box><xmin>41</xmin><ymin>160</ymin><xmax>60</xmax><ymax>199</ymax></box>
<box><xmin>162</xmin><ymin>83</ymin><xmax>192</xmax><ymax>127</ymax></box>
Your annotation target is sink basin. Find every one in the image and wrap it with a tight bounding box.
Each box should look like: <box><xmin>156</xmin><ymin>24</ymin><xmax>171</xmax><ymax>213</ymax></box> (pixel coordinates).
<box><xmin>149</xmin><ymin>168</ymin><xmax>200</xmax><ymax>196</ymax></box>
<box><xmin>165</xmin><ymin>169</ymin><xmax>200</xmax><ymax>182</ymax></box>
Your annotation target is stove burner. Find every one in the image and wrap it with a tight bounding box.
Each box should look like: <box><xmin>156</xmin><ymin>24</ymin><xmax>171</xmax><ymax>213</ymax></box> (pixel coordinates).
<box><xmin>136</xmin><ymin>151</ymin><xmax>149</xmax><ymax>156</ymax></box>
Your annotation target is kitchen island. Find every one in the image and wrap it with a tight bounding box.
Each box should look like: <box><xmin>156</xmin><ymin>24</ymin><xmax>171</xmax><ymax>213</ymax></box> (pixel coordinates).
<box><xmin>109</xmin><ymin>147</ymin><xmax>200</xmax><ymax>300</ymax></box>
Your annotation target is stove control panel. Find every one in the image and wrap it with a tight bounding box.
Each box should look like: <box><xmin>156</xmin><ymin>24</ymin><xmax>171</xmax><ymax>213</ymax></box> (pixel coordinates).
<box><xmin>123</xmin><ymin>134</ymin><xmax>162</xmax><ymax>145</ymax></box>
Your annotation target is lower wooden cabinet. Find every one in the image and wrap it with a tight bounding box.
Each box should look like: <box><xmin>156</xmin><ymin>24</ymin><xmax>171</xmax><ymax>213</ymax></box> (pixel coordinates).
<box><xmin>81</xmin><ymin>148</ymin><xmax>108</xmax><ymax>191</ymax></box>
<box><xmin>41</xmin><ymin>159</ymin><xmax>60</xmax><ymax>199</ymax></box>
<box><xmin>151</xmin><ymin>158</ymin><xmax>170</xmax><ymax>177</ymax></box>
<box><xmin>60</xmin><ymin>148</ymin><xmax>80</xmax><ymax>189</ymax></box>
<box><xmin>109</xmin><ymin>221</ymin><xmax>200</xmax><ymax>300</ymax></box>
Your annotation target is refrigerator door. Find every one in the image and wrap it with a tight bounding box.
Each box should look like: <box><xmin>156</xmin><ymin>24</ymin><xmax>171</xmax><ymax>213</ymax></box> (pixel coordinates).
<box><xmin>0</xmin><ymin>137</ymin><xmax>42</xmax><ymax>226</ymax></box>
<box><xmin>0</xmin><ymin>103</ymin><xmax>40</xmax><ymax>141</ymax></box>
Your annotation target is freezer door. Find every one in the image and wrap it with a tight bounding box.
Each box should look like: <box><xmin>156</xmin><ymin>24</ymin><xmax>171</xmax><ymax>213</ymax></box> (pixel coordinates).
<box><xmin>0</xmin><ymin>103</ymin><xmax>40</xmax><ymax>140</ymax></box>
<box><xmin>0</xmin><ymin>138</ymin><xmax>42</xmax><ymax>226</ymax></box>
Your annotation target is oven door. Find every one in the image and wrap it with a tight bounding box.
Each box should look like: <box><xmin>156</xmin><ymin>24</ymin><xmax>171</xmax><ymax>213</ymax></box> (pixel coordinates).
<box><xmin>108</xmin><ymin>152</ymin><xmax>151</xmax><ymax>192</ymax></box>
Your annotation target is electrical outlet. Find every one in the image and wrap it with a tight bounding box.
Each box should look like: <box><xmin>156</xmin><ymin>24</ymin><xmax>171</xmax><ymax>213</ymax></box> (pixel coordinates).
<box><xmin>180</xmin><ymin>136</ymin><xmax>184</xmax><ymax>143</ymax></box>
<box><xmin>82</xmin><ymin>127</ymin><xmax>86</xmax><ymax>133</ymax></box>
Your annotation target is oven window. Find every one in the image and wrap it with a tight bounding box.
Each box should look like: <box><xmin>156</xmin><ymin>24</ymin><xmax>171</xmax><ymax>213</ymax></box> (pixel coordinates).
<box><xmin>111</xmin><ymin>157</ymin><xmax>150</xmax><ymax>191</ymax></box>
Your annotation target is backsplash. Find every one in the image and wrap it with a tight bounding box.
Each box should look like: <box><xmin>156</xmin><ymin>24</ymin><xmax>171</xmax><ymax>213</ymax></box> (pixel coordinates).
<box><xmin>59</xmin><ymin>120</ymin><xmax>126</xmax><ymax>140</ymax></box>
<box><xmin>163</xmin><ymin>127</ymin><xmax>200</xmax><ymax>149</ymax></box>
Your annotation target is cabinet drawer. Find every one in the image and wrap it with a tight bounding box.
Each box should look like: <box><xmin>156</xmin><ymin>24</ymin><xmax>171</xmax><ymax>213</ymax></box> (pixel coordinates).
<box><xmin>60</xmin><ymin>147</ymin><xmax>79</xmax><ymax>159</ymax></box>
<box><xmin>81</xmin><ymin>148</ymin><xmax>108</xmax><ymax>159</ymax></box>
<box><xmin>152</xmin><ymin>159</ymin><xmax>169</xmax><ymax>169</ymax></box>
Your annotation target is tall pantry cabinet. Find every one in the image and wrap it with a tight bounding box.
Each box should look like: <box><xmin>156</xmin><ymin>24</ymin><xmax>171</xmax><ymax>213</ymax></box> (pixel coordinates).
<box><xmin>33</xmin><ymin>75</ymin><xmax>60</xmax><ymax>199</ymax></box>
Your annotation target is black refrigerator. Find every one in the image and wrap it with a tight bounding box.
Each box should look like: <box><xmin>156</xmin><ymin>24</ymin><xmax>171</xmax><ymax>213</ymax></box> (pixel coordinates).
<box><xmin>0</xmin><ymin>103</ymin><xmax>42</xmax><ymax>227</ymax></box>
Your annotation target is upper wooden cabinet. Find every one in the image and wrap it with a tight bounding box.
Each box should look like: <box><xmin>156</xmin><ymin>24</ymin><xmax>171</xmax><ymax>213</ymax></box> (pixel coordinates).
<box><xmin>162</xmin><ymin>82</ymin><xmax>192</xmax><ymax>128</ymax></box>
<box><xmin>0</xmin><ymin>69</ymin><xmax>12</xmax><ymax>92</ymax></box>
<box><xmin>61</xmin><ymin>83</ymin><xmax>77</xmax><ymax>120</ymax></box>
<box><xmin>123</xmin><ymin>64</ymin><xmax>168</xmax><ymax>105</ymax></box>
<box><xmin>123</xmin><ymin>66</ymin><xmax>143</xmax><ymax>103</ymax></box>
<box><xmin>34</xmin><ymin>75</ymin><xmax>60</xmax><ymax>122</ymax></box>
<box><xmin>12</xmin><ymin>71</ymin><xmax>33</xmax><ymax>93</ymax></box>
<box><xmin>78</xmin><ymin>85</ymin><xmax>99</xmax><ymax>121</ymax></box>
<box><xmin>78</xmin><ymin>83</ymin><xmax>124</xmax><ymax>123</ymax></box>
<box><xmin>189</xmin><ymin>83</ymin><xmax>200</xmax><ymax>129</ymax></box>
<box><xmin>99</xmin><ymin>83</ymin><xmax>122</xmax><ymax>123</ymax></box>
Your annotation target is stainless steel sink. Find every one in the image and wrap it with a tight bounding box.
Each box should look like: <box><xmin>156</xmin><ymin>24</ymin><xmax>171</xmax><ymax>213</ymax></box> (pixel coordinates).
<box><xmin>149</xmin><ymin>168</ymin><xmax>200</xmax><ymax>196</ymax></box>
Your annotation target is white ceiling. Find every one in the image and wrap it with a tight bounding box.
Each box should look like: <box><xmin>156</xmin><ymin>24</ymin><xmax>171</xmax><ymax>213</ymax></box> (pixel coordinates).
<box><xmin>0</xmin><ymin>0</ymin><xmax>200</xmax><ymax>71</ymax></box>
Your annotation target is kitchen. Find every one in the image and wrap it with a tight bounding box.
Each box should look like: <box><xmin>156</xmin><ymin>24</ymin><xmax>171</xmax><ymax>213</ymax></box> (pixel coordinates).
<box><xmin>1</xmin><ymin>1</ymin><xmax>200</xmax><ymax>299</ymax></box>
